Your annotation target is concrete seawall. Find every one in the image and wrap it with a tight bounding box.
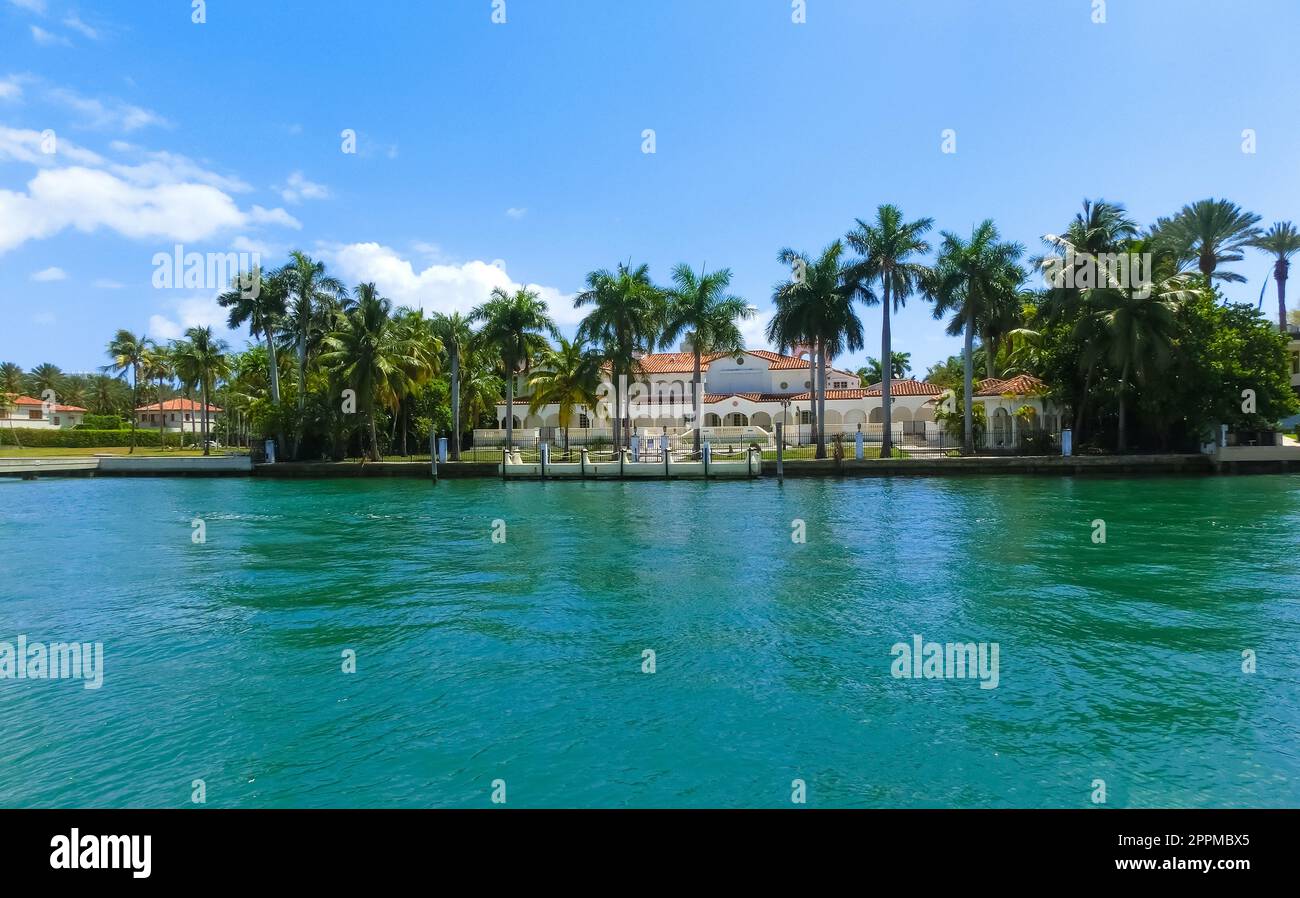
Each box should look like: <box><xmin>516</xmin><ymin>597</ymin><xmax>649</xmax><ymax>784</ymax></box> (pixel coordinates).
<box><xmin>0</xmin><ymin>455</ymin><xmax>253</xmax><ymax>478</ymax></box>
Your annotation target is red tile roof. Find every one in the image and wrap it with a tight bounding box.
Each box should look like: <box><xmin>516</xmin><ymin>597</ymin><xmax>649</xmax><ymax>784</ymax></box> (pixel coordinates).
<box><xmin>135</xmin><ymin>398</ymin><xmax>223</xmax><ymax>412</ymax></box>
<box><xmin>975</xmin><ymin>374</ymin><xmax>1047</xmax><ymax>397</ymax></box>
<box><xmin>863</xmin><ymin>379</ymin><xmax>943</xmax><ymax>397</ymax></box>
<box><xmin>600</xmin><ymin>349</ymin><xmax>857</xmax><ymax>378</ymax></box>
<box><xmin>3</xmin><ymin>394</ymin><xmax>86</xmax><ymax>412</ymax></box>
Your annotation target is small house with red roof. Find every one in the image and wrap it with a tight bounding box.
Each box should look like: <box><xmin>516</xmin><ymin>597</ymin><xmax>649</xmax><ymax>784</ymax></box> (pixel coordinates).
<box><xmin>134</xmin><ymin>398</ymin><xmax>223</xmax><ymax>434</ymax></box>
<box><xmin>1</xmin><ymin>394</ymin><xmax>88</xmax><ymax>429</ymax></box>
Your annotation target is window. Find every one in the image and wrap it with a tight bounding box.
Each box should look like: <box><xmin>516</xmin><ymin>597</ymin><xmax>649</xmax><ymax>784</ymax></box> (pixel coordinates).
<box><xmin>579</xmin><ymin>414</ymin><xmax>590</xmax><ymax>428</ymax></box>
<box><xmin>734</xmin><ymin>356</ymin><xmax>744</xmax><ymax>365</ymax></box>
<box><xmin>779</xmin><ymin>381</ymin><xmax>788</xmax><ymax>390</ymax></box>
<box><xmin>833</xmin><ymin>381</ymin><xmax>847</xmax><ymax>389</ymax></box>
<box><xmin>53</xmin><ymin>416</ymin><xmax>60</xmax><ymax>426</ymax></box>
<box><xmin>803</xmin><ymin>380</ymin><xmax>811</xmax><ymax>388</ymax></box>
<box><xmin>28</xmin><ymin>410</ymin><xmax>41</xmax><ymax>420</ymax></box>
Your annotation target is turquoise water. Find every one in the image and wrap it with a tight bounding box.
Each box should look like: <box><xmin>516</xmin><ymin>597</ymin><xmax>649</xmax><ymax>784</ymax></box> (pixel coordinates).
<box><xmin>1</xmin><ymin>474</ymin><xmax>1297</xmax><ymax>808</ymax></box>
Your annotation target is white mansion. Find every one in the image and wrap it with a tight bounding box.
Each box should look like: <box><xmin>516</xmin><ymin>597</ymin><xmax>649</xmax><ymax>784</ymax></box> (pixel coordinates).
<box><xmin>490</xmin><ymin>348</ymin><xmax>1059</xmax><ymax>448</ymax></box>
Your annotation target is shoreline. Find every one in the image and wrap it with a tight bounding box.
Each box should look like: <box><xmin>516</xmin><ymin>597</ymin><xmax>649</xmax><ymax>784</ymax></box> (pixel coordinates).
<box><xmin>4</xmin><ymin>453</ymin><xmax>1298</xmax><ymax>479</ymax></box>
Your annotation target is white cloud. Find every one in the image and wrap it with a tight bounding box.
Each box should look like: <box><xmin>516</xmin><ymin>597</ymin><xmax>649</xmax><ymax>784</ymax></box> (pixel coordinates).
<box><xmin>9</xmin><ymin>0</ymin><xmax>46</xmax><ymax>13</ymax></box>
<box><xmin>0</xmin><ymin>76</ymin><xmax>23</xmax><ymax>101</ymax></box>
<box><xmin>278</xmin><ymin>171</ymin><xmax>329</xmax><ymax>204</ymax></box>
<box><xmin>30</xmin><ymin>25</ymin><xmax>70</xmax><ymax>47</ymax></box>
<box><xmin>93</xmin><ymin>278</ymin><xmax>124</xmax><ymax>289</ymax></box>
<box><xmin>62</xmin><ymin>14</ymin><xmax>99</xmax><ymax>40</ymax></box>
<box><xmin>30</xmin><ymin>265</ymin><xmax>66</xmax><ymax>281</ymax></box>
<box><xmin>0</xmin><ymin>128</ymin><xmax>299</xmax><ymax>254</ymax></box>
<box><xmin>325</xmin><ymin>242</ymin><xmax>582</xmax><ymax>328</ymax></box>
<box><xmin>505</xmin><ymin>207</ymin><xmax>527</xmax><ymax>220</ymax></box>
<box><xmin>47</xmin><ymin>86</ymin><xmax>166</xmax><ymax>131</ymax></box>
<box><xmin>148</xmin><ymin>294</ymin><xmax>234</xmax><ymax>343</ymax></box>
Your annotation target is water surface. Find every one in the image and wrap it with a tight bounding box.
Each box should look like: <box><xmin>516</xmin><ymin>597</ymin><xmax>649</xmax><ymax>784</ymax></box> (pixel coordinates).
<box><xmin>1</xmin><ymin>474</ymin><xmax>1296</xmax><ymax>807</ymax></box>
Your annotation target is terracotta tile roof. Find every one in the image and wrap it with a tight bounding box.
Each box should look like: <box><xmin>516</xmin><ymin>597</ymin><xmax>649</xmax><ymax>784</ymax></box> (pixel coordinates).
<box><xmin>975</xmin><ymin>374</ymin><xmax>1047</xmax><ymax>397</ymax></box>
<box><xmin>704</xmin><ymin>389</ymin><xmax>879</xmax><ymax>403</ymax></box>
<box><xmin>3</xmin><ymin>394</ymin><xmax>86</xmax><ymax>412</ymax></box>
<box><xmin>135</xmin><ymin>398</ymin><xmax>223</xmax><ymax>412</ymax></box>
<box><xmin>863</xmin><ymin>379</ymin><xmax>943</xmax><ymax>397</ymax></box>
<box><xmin>702</xmin><ymin>392</ymin><xmax>767</xmax><ymax>404</ymax></box>
<box><xmin>600</xmin><ymin>349</ymin><xmax>857</xmax><ymax>378</ymax></box>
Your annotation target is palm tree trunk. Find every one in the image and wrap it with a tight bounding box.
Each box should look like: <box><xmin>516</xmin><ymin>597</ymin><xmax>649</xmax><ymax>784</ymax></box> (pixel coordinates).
<box><xmin>1117</xmin><ymin>361</ymin><xmax>1130</xmax><ymax>453</ymax></box>
<box><xmin>963</xmin><ymin>308</ymin><xmax>975</xmax><ymax>454</ymax></box>
<box><xmin>129</xmin><ymin>365</ymin><xmax>138</xmax><ymax>454</ymax></box>
<box><xmin>985</xmin><ymin>337</ymin><xmax>997</xmax><ymax>380</ymax></box>
<box><xmin>265</xmin><ymin>324</ymin><xmax>287</xmax><ymax>453</ymax></box>
<box><xmin>294</xmin><ymin>333</ymin><xmax>307</xmax><ymax>459</ymax></box>
<box><xmin>612</xmin><ymin>371</ymin><xmax>622</xmax><ymax>452</ymax></box>
<box><xmin>692</xmin><ymin>346</ymin><xmax>702</xmax><ymax>458</ymax></box>
<box><xmin>201</xmin><ymin>380</ymin><xmax>210</xmax><ymax>456</ymax></box>
<box><xmin>815</xmin><ymin>338</ymin><xmax>828</xmax><ymax>459</ymax></box>
<box><xmin>807</xmin><ymin>353</ymin><xmax>817</xmax><ymax>450</ymax></box>
<box><xmin>368</xmin><ymin>404</ymin><xmax>381</xmax><ymax>462</ymax></box>
<box><xmin>450</xmin><ymin>346</ymin><xmax>461</xmax><ymax>461</ymax></box>
<box><xmin>881</xmin><ymin>282</ymin><xmax>894</xmax><ymax>459</ymax></box>
<box><xmin>505</xmin><ymin>367</ymin><xmax>515</xmax><ymax>451</ymax></box>
<box><xmin>1276</xmin><ymin>259</ymin><xmax>1289</xmax><ymax>332</ymax></box>
<box><xmin>1074</xmin><ymin>359</ymin><xmax>1095</xmax><ymax>441</ymax></box>
<box><xmin>158</xmin><ymin>374</ymin><xmax>167</xmax><ymax>450</ymax></box>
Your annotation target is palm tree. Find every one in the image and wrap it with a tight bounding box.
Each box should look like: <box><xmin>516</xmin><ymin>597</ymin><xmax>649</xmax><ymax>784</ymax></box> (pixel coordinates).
<box><xmin>770</xmin><ymin>242</ymin><xmax>862</xmax><ymax>458</ymax></box>
<box><xmin>457</xmin><ymin>344</ymin><xmax>506</xmax><ymax>443</ymax></box>
<box><xmin>142</xmin><ymin>344</ymin><xmax>174</xmax><ymax>449</ymax></box>
<box><xmin>660</xmin><ymin>264</ymin><xmax>753</xmax><ymax>456</ymax></box>
<box><xmin>1249</xmin><ymin>222</ymin><xmax>1300</xmax><ymax>332</ymax></box>
<box><xmin>1064</xmin><ymin>198</ymin><xmax>1139</xmax><ymax>255</ymax></box>
<box><xmin>527</xmin><ymin>336</ymin><xmax>603</xmax><ymax>457</ymax></box>
<box><xmin>1155</xmin><ymin>198</ymin><xmax>1261</xmax><ymax>285</ymax></box>
<box><xmin>172</xmin><ymin>327</ymin><xmax>230</xmax><ymax>456</ymax></box>
<box><xmin>845</xmin><ymin>205</ymin><xmax>935</xmax><ymax>459</ymax></box>
<box><xmin>280</xmin><ymin>251</ymin><xmax>348</xmax><ymax>457</ymax></box>
<box><xmin>1080</xmin><ymin>254</ymin><xmax>1197</xmax><ymax>451</ymax></box>
<box><xmin>928</xmin><ymin>220</ymin><xmax>1026</xmax><ymax>453</ymax></box>
<box><xmin>319</xmin><ymin>284</ymin><xmax>427</xmax><ymax>461</ymax></box>
<box><xmin>387</xmin><ymin>307</ymin><xmax>440</xmax><ymax>456</ymax></box>
<box><xmin>429</xmin><ymin>312</ymin><xmax>473</xmax><ymax>460</ymax></box>
<box><xmin>0</xmin><ymin>362</ymin><xmax>22</xmax><ymax>395</ymax></box>
<box><xmin>859</xmin><ymin>352</ymin><xmax>912</xmax><ymax>385</ymax></box>
<box><xmin>473</xmin><ymin>286</ymin><xmax>559</xmax><ymax>450</ymax></box>
<box><xmin>219</xmin><ymin>265</ymin><xmax>289</xmax><ymax>449</ymax></box>
<box><xmin>574</xmin><ymin>263</ymin><xmax>663</xmax><ymax>450</ymax></box>
<box><xmin>104</xmin><ymin>330</ymin><xmax>150</xmax><ymax>453</ymax></box>
<box><xmin>25</xmin><ymin>362</ymin><xmax>64</xmax><ymax>399</ymax></box>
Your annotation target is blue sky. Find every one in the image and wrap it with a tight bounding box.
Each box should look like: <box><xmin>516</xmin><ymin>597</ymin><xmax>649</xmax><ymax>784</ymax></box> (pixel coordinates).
<box><xmin>2</xmin><ymin>0</ymin><xmax>1298</xmax><ymax>377</ymax></box>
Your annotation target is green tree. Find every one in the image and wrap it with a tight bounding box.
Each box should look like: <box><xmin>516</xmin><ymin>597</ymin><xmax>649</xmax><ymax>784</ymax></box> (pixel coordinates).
<box><xmin>429</xmin><ymin>312</ymin><xmax>473</xmax><ymax>460</ymax></box>
<box><xmin>171</xmin><ymin>327</ymin><xmax>230</xmax><ymax>456</ymax></box>
<box><xmin>104</xmin><ymin>330</ymin><xmax>151</xmax><ymax>453</ymax></box>
<box><xmin>319</xmin><ymin>285</ymin><xmax>429</xmax><ymax>461</ymax></box>
<box><xmin>280</xmin><ymin>251</ymin><xmax>348</xmax><ymax>458</ymax></box>
<box><xmin>574</xmin><ymin>263</ymin><xmax>662</xmax><ymax>450</ymax></box>
<box><xmin>660</xmin><ymin>264</ymin><xmax>753</xmax><ymax>456</ymax></box>
<box><xmin>1249</xmin><ymin>221</ymin><xmax>1300</xmax><ymax>332</ymax></box>
<box><xmin>0</xmin><ymin>362</ymin><xmax>22</xmax><ymax>395</ymax></box>
<box><xmin>1154</xmin><ymin>198</ymin><xmax>1261</xmax><ymax>285</ymax></box>
<box><xmin>928</xmin><ymin>220</ymin><xmax>1024</xmax><ymax>453</ymax></box>
<box><xmin>219</xmin><ymin>266</ymin><xmax>289</xmax><ymax>450</ymax></box>
<box><xmin>142</xmin><ymin>344</ymin><xmax>174</xmax><ymax>449</ymax></box>
<box><xmin>474</xmin><ymin>286</ymin><xmax>560</xmax><ymax>450</ymax></box>
<box><xmin>527</xmin><ymin>336</ymin><xmax>603</xmax><ymax>457</ymax></box>
<box><xmin>845</xmin><ymin>205</ymin><xmax>935</xmax><ymax>458</ymax></box>
<box><xmin>859</xmin><ymin>352</ymin><xmax>912</xmax><ymax>384</ymax></box>
<box><xmin>770</xmin><ymin>241</ymin><xmax>862</xmax><ymax>458</ymax></box>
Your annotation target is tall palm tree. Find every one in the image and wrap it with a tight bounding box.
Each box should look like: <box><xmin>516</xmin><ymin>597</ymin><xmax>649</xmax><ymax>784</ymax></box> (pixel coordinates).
<box><xmin>219</xmin><ymin>265</ymin><xmax>289</xmax><ymax>449</ymax></box>
<box><xmin>928</xmin><ymin>220</ymin><xmax>1026</xmax><ymax>453</ymax></box>
<box><xmin>319</xmin><ymin>284</ymin><xmax>427</xmax><ymax>461</ymax></box>
<box><xmin>1080</xmin><ymin>253</ymin><xmax>1196</xmax><ymax>451</ymax></box>
<box><xmin>473</xmin><ymin>286</ymin><xmax>560</xmax><ymax>450</ymax></box>
<box><xmin>280</xmin><ymin>251</ymin><xmax>348</xmax><ymax>457</ymax></box>
<box><xmin>172</xmin><ymin>327</ymin><xmax>230</xmax><ymax>456</ymax></box>
<box><xmin>1249</xmin><ymin>222</ymin><xmax>1300</xmax><ymax>332</ymax></box>
<box><xmin>660</xmin><ymin>264</ymin><xmax>753</xmax><ymax>456</ymax></box>
<box><xmin>387</xmin><ymin>306</ymin><xmax>440</xmax><ymax>456</ymax></box>
<box><xmin>770</xmin><ymin>241</ymin><xmax>862</xmax><ymax>458</ymax></box>
<box><xmin>429</xmin><ymin>311</ymin><xmax>474</xmax><ymax>460</ymax></box>
<box><xmin>527</xmin><ymin>336</ymin><xmax>603</xmax><ymax>457</ymax></box>
<box><xmin>1064</xmin><ymin>198</ymin><xmax>1139</xmax><ymax>255</ymax></box>
<box><xmin>574</xmin><ymin>263</ymin><xmax>663</xmax><ymax>450</ymax></box>
<box><xmin>845</xmin><ymin>205</ymin><xmax>934</xmax><ymax>459</ymax></box>
<box><xmin>142</xmin><ymin>344</ymin><xmax>174</xmax><ymax>449</ymax></box>
<box><xmin>0</xmin><ymin>362</ymin><xmax>22</xmax><ymax>395</ymax></box>
<box><xmin>1154</xmin><ymin>198</ymin><xmax>1261</xmax><ymax>286</ymax></box>
<box><xmin>457</xmin><ymin>344</ymin><xmax>506</xmax><ymax>441</ymax></box>
<box><xmin>104</xmin><ymin>330</ymin><xmax>150</xmax><ymax>453</ymax></box>
<box><xmin>26</xmin><ymin>362</ymin><xmax>65</xmax><ymax>399</ymax></box>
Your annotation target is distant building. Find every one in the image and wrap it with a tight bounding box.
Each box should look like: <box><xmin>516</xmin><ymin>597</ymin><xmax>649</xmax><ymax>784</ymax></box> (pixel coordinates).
<box><xmin>1</xmin><ymin>394</ymin><xmax>87</xmax><ymax>429</ymax></box>
<box><xmin>134</xmin><ymin>398</ymin><xmax>223</xmax><ymax>434</ymax></box>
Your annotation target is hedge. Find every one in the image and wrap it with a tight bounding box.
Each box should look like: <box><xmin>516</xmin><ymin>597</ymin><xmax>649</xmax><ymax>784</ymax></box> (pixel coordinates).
<box><xmin>0</xmin><ymin>428</ymin><xmax>200</xmax><ymax>448</ymax></box>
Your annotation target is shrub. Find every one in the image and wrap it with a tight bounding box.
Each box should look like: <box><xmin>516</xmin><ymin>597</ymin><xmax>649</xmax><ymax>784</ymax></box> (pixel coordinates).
<box><xmin>77</xmin><ymin>414</ymin><xmax>127</xmax><ymax>430</ymax></box>
<box><xmin>0</xmin><ymin>428</ymin><xmax>167</xmax><ymax>448</ymax></box>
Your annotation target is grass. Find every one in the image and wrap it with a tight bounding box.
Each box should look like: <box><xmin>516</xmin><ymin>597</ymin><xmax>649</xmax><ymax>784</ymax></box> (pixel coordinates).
<box><xmin>0</xmin><ymin>446</ymin><xmax>212</xmax><ymax>458</ymax></box>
